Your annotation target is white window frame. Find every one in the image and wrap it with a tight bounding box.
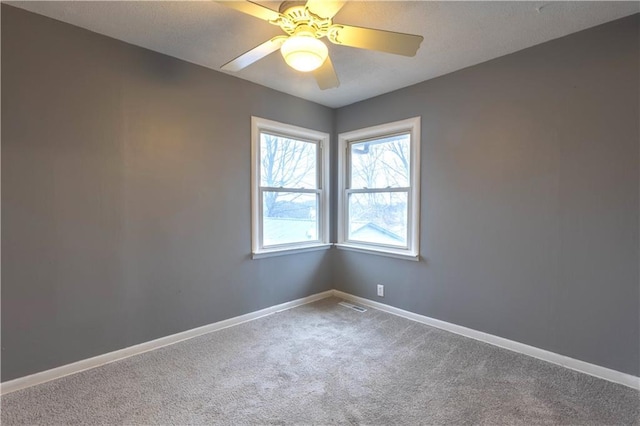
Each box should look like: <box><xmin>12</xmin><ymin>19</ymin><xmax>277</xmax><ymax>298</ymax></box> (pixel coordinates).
<box><xmin>251</xmin><ymin>116</ymin><xmax>331</xmax><ymax>259</ymax></box>
<box><xmin>337</xmin><ymin>117</ymin><xmax>421</xmax><ymax>261</ymax></box>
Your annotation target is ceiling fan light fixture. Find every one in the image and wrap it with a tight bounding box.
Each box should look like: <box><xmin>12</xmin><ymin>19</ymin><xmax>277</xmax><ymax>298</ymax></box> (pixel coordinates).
<box><xmin>280</xmin><ymin>34</ymin><xmax>328</xmax><ymax>72</ymax></box>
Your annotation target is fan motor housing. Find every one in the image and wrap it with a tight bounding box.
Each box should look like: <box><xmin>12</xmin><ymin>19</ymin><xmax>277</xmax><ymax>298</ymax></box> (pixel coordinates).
<box><xmin>277</xmin><ymin>1</ymin><xmax>331</xmax><ymax>38</ymax></box>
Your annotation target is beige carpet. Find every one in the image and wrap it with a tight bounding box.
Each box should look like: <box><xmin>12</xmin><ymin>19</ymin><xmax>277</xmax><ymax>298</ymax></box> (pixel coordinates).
<box><xmin>1</xmin><ymin>297</ymin><xmax>638</xmax><ymax>425</ymax></box>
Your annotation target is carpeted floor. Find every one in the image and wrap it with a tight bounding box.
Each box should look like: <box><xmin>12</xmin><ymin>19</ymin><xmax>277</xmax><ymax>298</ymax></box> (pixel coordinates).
<box><xmin>1</xmin><ymin>297</ymin><xmax>638</xmax><ymax>425</ymax></box>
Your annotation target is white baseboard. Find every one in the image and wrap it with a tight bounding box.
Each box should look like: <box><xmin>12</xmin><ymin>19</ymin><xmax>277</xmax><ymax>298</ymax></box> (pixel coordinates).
<box><xmin>332</xmin><ymin>290</ymin><xmax>640</xmax><ymax>391</ymax></box>
<box><xmin>4</xmin><ymin>289</ymin><xmax>638</xmax><ymax>394</ymax></box>
<box><xmin>0</xmin><ymin>290</ymin><xmax>334</xmax><ymax>395</ymax></box>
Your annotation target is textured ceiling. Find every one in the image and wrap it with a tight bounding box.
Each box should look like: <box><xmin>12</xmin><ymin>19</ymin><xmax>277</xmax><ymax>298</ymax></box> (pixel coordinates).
<box><xmin>9</xmin><ymin>1</ymin><xmax>640</xmax><ymax>108</ymax></box>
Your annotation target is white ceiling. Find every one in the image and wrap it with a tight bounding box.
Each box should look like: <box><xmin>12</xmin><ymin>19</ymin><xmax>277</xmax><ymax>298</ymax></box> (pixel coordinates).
<box><xmin>9</xmin><ymin>1</ymin><xmax>640</xmax><ymax>108</ymax></box>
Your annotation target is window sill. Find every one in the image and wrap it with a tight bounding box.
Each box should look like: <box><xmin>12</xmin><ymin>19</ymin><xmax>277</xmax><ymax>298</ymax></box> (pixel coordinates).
<box><xmin>334</xmin><ymin>243</ymin><xmax>420</xmax><ymax>262</ymax></box>
<box><xmin>252</xmin><ymin>244</ymin><xmax>332</xmax><ymax>259</ymax></box>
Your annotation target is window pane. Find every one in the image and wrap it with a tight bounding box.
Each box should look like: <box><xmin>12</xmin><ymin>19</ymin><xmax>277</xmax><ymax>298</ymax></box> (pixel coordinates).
<box><xmin>260</xmin><ymin>133</ymin><xmax>317</xmax><ymax>189</ymax></box>
<box><xmin>348</xmin><ymin>192</ymin><xmax>407</xmax><ymax>246</ymax></box>
<box><xmin>350</xmin><ymin>133</ymin><xmax>410</xmax><ymax>189</ymax></box>
<box><xmin>263</xmin><ymin>192</ymin><xmax>318</xmax><ymax>246</ymax></box>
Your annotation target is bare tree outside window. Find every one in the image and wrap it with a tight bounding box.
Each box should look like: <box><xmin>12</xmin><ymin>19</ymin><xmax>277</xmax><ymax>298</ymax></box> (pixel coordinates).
<box><xmin>260</xmin><ymin>133</ymin><xmax>319</xmax><ymax>246</ymax></box>
<box><xmin>348</xmin><ymin>134</ymin><xmax>411</xmax><ymax>245</ymax></box>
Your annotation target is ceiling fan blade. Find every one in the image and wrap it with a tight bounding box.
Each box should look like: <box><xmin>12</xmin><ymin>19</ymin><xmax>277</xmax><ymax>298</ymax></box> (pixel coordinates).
<box><xmin>313</xmin><ymin>56</ymin><xmax>340</xmax><ymax>90</ymax></box>
<box><xmin>305</xmin><ymin>0</ymin><xmax>345</xmax><ymax>19</ymax></box>
<box><xmin>218</xmin><ymin>1</ymin><xmax>281</xmax><ymax>23</ymax></box>
<box><xmin>328</xmin><ymin>24</ymin><xmax>423</xmax><ymax>57</ymax></box>
<box><xmin>221</xmin><ymin>36</ymin><xmax>288</xmax><ymax>72</ymax></box>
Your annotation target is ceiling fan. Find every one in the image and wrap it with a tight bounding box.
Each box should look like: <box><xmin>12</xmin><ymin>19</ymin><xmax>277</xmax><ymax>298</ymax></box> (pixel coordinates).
<box><xmin>218</xmin><ymin>0</ymin><xmax>424</xmax><ymax>90</ymax></box>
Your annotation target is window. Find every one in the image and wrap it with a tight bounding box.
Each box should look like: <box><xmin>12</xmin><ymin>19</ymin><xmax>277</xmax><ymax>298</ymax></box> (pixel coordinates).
<box><xmin>337</xmin><ymin>117</ymin><xmax>421</xmax><ymax>260</ymax></box>
<box><xmin>251</xmin><ymin>117</ymin><xmax>330</xmax><ymax>258</ymax></box>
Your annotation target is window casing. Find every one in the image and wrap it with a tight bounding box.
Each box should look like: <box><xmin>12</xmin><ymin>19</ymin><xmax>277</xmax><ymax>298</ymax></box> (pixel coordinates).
<box><xmin>251</xmin><ymin>117</ymin><xmax>330</xmax><ymax>258</ymax></box>
<box><xmin>337</xmin><ymin>117</ymin><xmax>421</xmax><ymax>260</ymax></box>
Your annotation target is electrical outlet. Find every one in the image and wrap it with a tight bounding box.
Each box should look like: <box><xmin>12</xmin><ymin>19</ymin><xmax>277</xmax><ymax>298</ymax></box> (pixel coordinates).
<box><xmin>377</xmin><ymin>284</ymin><xmax>384</xmax><ymax>297</ymax></box>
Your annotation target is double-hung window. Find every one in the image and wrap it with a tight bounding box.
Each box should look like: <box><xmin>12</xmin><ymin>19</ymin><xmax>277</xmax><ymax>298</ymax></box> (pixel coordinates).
<box><xmin>337</xmin><ymin>117</ymin><xmax>421</xmax><ymax>260</ymax></box>
<box><xmin>251</xmin><ymin>117</ymin><xmax>330</xmax><ymax>258</ymax></box>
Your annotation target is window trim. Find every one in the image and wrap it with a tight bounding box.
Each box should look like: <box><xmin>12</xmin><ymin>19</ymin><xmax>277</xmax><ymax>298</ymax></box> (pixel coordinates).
<box><xmin>251</xmin><ymin>116</ymin><xmax>330</xmax><ymax>258</ymax></box>
<box><xmin>337</xmin><ymin>117</ymin><xmax>421</xmax><ymax>261</ymax></box>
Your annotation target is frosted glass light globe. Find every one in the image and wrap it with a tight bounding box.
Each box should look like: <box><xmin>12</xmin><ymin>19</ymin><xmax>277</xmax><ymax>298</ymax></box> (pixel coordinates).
<box><xmin>281</xmin><ymin>35</ymin><xmax>328</xmax><ymax>72</ymax></box>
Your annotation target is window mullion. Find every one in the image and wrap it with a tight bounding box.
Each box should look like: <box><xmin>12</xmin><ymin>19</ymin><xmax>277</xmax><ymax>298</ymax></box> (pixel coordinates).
<box><xmin>346</xmin><ymin>187</ymin><xmax>410</xmax><ymax>194</ymax></box>
<box><xmin>258</xmin><ymin>188</ymin><xmax>265</xmax><ymax>250</ymax></box>
<box><xmin>261</xmin><ymin>187</ymin><xmax>320</xmax><ymax>194</ymax></box>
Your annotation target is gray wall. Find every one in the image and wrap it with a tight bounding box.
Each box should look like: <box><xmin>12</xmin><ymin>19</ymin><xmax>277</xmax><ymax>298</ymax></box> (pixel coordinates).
<box><xmin>1</xmin><ymin>5</ymin><xmax>334</xmax><ymax>381</ymax></box>
<box><xmin>334</xmin><ymin>14</ymin><xmax>639</xmax><ymax>376</ymax></box>
<box><xmin>2</xmin><ymin>5</ymin><xmax>639</xmax><ymax>382</ymax></box>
